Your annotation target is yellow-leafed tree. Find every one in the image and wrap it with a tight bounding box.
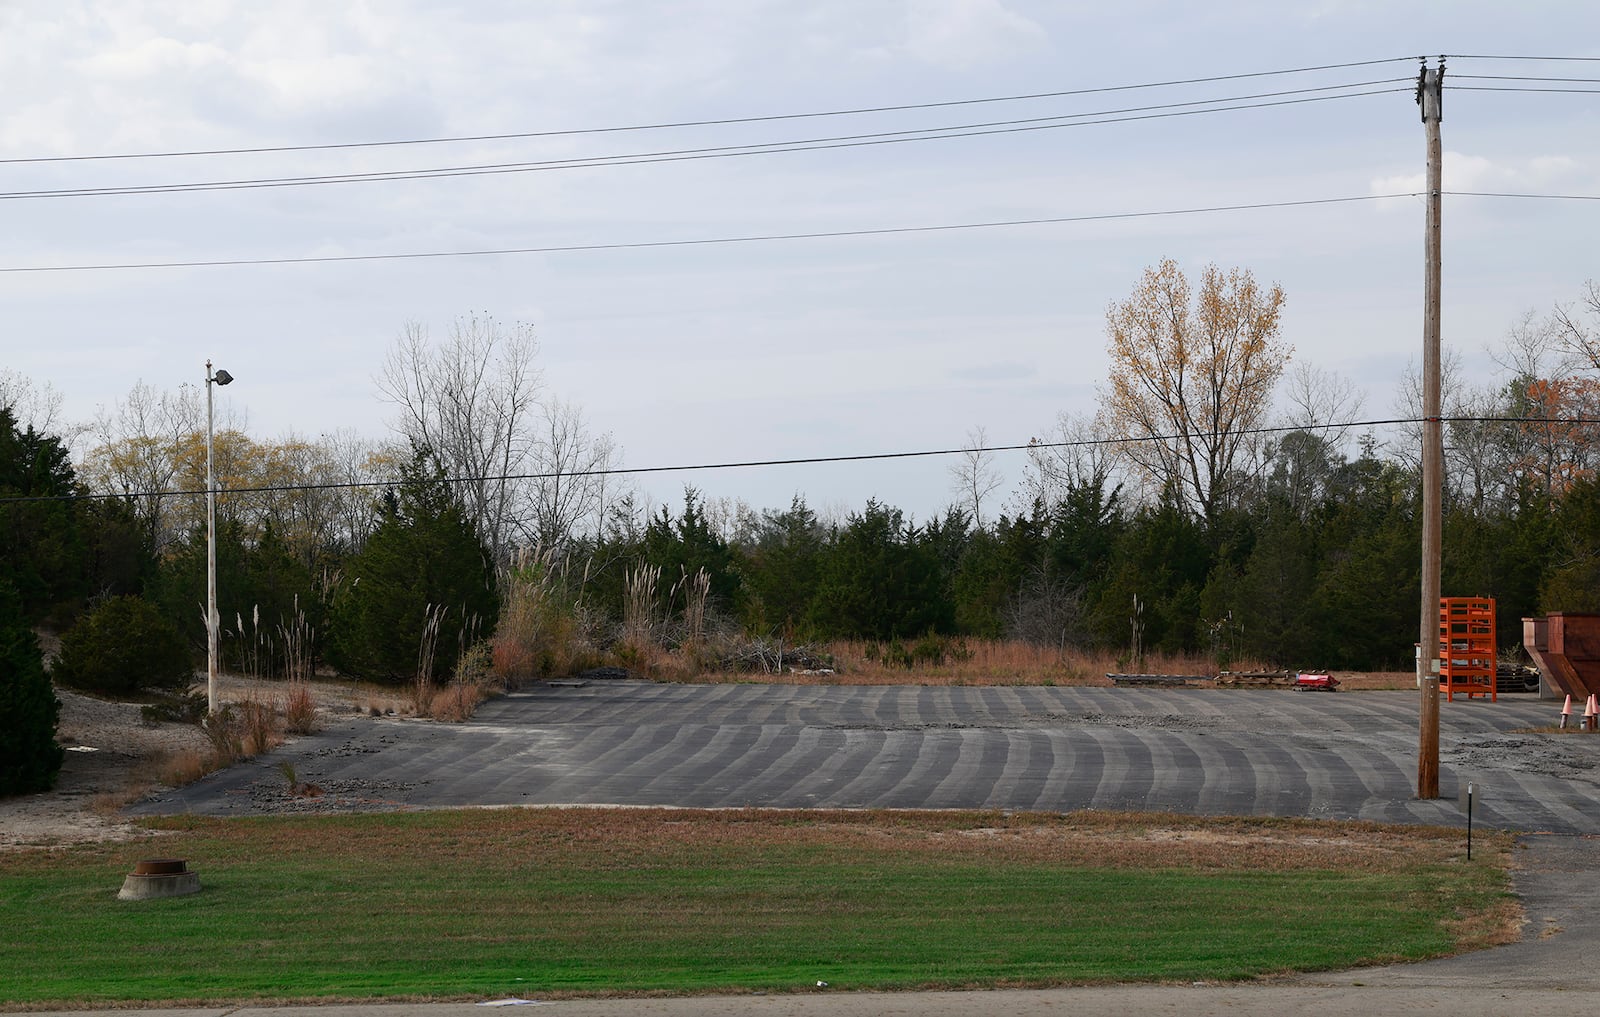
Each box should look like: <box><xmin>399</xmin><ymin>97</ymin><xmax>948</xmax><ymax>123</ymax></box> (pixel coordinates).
<box><xmin>1101</xmin><ymin>258</ymin><xmax>1290</xmax><ymax>524</ymax></box>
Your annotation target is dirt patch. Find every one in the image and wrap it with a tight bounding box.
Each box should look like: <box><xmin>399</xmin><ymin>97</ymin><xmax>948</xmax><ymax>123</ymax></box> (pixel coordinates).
<box><xmin>0</xmin><ymin>676</ymin><xmax>409</xmax><ymax>851</ymax></box>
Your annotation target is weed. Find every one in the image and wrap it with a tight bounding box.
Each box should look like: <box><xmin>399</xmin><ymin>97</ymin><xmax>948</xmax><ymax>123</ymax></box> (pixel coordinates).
<box><xmin>277</xmin><ymin>760</ymin><xmax>323</xmax><ymax>798</ymax></box>
<box><xmin>202</xmin><ymin>699</ymin><xmax>283</xmax><ymax>765</ymax></box>
<box><xmin>282</xmin><ymin>680</ymin><xmax>317</xmax><ymax>735</ymax></box>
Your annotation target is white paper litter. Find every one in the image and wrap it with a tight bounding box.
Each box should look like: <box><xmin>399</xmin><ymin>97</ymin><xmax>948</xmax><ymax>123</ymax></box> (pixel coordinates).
<box><xmin>475</xmin><ymin>1000</ymin><xmax>548</xmax><ymax>1007</ymax></box>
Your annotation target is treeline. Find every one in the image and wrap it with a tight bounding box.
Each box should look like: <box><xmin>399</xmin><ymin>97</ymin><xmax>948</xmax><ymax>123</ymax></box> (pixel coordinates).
<box><xmin>8</xmin><ymin>273</ymin><xmax>1600</xmax><ymax>693</ymax></box>
<box><xmin>3</xmin><ymin>387</ymin><xmax>1585</xmax><ymax>684</ymax></box>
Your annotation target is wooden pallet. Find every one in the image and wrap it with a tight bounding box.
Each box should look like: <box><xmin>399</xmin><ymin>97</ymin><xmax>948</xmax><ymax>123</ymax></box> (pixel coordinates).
<box><xmin>1107</xmin><ymin>673</ymin><xmax>1214</xmax><ymax>688</ymax></box>
<box><xmin>1217</xmin><ymin>670</ymin><xmax>1296</xmax><ymax>688</ymax></box>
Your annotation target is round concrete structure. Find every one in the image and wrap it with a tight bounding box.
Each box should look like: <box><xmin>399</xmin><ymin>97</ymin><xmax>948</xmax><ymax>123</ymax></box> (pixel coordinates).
<box><xmin>117</xmin><ymin>859</ymin><xmax>200</xmax><ymax>901</ymax></box>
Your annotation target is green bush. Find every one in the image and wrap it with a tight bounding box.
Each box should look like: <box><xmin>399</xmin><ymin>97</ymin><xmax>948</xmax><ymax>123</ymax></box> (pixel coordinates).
<box><xmin>0</xmin><ymin>581</ymin><xmax>63</xmax><ymax>795</ymax></box>
<box><xmin>52</xmin><ymin>596</ymin><xmax>193</xmax><ymax>696</ymax></box>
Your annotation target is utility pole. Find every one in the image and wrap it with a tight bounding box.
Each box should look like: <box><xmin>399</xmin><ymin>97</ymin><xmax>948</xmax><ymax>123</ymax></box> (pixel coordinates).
<box><xmin>1417</xmin><ymin>58</ymin><xmax>1445</xmax><ymax>799</ymax></box>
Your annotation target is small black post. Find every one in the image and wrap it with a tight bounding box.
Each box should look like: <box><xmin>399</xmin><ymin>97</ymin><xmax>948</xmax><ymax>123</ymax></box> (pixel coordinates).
<box><xmin>1466</xmin><ymin>783</ymin><xmax>1474</xmax><ymax>861</ymax></box>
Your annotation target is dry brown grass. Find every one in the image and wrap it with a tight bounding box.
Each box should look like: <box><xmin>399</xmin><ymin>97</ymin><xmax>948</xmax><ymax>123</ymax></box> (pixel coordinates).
<box><xmin>218</xmin><ymin>806</ymin><xmax>1505</xmax><ymax>878</ymax></box>
<box><xmin>1446</xmin><ymin>894</ymin><xmax>1527</xmax><ymax>951</ymax></box>
<box><xmin>156</xmin><ymin>748</ymin><xmax>215</xmax><ymax>787</ymax></box>
<box><xmin>424</xmin><ymin>683</ymin><xmax>486</xmax><ymax>722</ymax></box>
<box><xmin>145</xmin><ymin>698</ymin><xmax>290</xmax><ymax>789</ymax></box>
<box><xmin>642</xmin><ymin>637</ymin><xmax>1420</xmax><ymax>690</ymax></box>
<box><xmin>691</xmin><ymin>638</ymin><xmax>1271</xmax><ymax>686</ymax></box>
<box><xmin>282</xmin><ymin>679</ymin><xmax>318</xmax><ymax>734</ymax></box>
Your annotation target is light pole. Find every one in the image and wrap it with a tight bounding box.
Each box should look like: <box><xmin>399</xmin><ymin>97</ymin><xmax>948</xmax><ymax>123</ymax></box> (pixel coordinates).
<box><xmin>205</xmin><ymin>361</ymin><xmax>233</xmax><ymax>715</ymax></box>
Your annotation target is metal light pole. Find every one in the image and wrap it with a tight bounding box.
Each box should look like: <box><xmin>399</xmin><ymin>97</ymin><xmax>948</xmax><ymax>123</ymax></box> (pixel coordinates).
<box><xmin>205</xmin><ymin>361</ymin><xmax>234</xmax><ymax>715</ymax></box>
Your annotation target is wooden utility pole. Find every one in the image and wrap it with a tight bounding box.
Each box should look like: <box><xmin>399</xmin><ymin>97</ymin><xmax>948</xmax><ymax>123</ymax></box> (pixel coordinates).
<box><xmin>1417</xmin><ymin>59</ymin><xmax>1444</xmax><ymax>799</ymax></box>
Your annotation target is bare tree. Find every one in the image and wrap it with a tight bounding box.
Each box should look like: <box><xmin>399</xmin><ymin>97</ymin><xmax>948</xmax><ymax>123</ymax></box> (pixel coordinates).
<box><xmin>1389</xmin><ymin>347</ymin><xmax>1465</xmax><ymax>476</ymax></box>
<box><xmin>377</xmin><ymin>315</ymin><xmax>542</xmax><ymax>555</ymax></box>
<box><xmin>0</xmin><ymin>370</ymin><xmax>71</xmax><ymax>441</ymax></box>
<box><xmin>948</xmin><ymin>425</ymin><xmax>1003</xmax><ymax>527</ymax></box>
<box><xmin>1550</xmin><ymin>279</ymin><xmax>1600</xmax><ymax>371</ymax></box>
<box><xmin>1490</xmin><ymin>285</ymin><xmax>1600</xmax><ymax>496</ymax></box>
<box><xmin>81</xmin><ymin>380</ymin><xmax>230</xmax><ymax>552</ymax></box>
<box><xmin>1012</xmin><ymin>411</ymin><xmax>1123</xmax><ymax>513</ymax></box>
<box><xmin>319</xmin><ymin>429</ymin><xmax>397</xmax><ymax>555</ymax></box>
<box><xmin>1280</xmin><ymin>363</ymin><xmax>1367</xmax><ymax>450</ymax></box>
<box><xmin>526</xmin><ymin>397</ymin><xmax>622</xmax><ymax>552</ymax></box>
<box><xmin>1099</xmin><ymin>259</ymin><xmax>1289</xmax><ymax>522</ymax></box>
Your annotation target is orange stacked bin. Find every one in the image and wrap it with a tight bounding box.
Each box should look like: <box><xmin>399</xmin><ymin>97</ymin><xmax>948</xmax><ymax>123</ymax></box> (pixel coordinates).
<box><xmin>1440</xmin><ymin>597</ymin><xmax>1496</xmax><ymax>702</ymax></box>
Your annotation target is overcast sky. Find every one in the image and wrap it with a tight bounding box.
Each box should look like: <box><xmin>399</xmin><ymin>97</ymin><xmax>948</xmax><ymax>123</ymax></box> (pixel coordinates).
<box><xmin>2</xmin><ymin>1</ymin><xmax>1597</xmax><ymax>523</ymax></box>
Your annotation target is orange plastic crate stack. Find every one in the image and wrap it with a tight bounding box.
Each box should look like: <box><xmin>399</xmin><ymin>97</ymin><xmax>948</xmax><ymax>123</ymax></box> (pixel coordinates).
<box><xmin>1439</xmin><ymin>597</ymin><xmax>1496</xmax><ymax>702</ymax></box>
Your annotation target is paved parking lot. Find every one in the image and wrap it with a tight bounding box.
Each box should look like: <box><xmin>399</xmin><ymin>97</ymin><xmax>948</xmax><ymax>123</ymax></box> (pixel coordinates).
<box><xmin>133</xmin><ymin>682</ymin><xmax>1600</xmax><ymax>833</ymax></box>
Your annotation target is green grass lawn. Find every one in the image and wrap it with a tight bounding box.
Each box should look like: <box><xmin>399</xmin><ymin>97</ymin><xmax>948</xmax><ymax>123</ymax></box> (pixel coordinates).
<box><xmin>0</xmin><ymin>808</ymin><xmax>1513</xmax><ymax>1005</ymax></box>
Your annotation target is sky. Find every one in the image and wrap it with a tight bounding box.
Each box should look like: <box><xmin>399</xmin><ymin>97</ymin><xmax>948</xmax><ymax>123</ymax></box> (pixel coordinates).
<box><xmin>2</xmin><ymin>1</ymin><xmax>1598</xmax><ymax>525</ymax></box>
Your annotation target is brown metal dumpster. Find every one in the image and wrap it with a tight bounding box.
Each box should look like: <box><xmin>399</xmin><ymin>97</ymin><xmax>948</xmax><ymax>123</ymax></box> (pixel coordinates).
<box><xmin>1523</xmin><ymin>613</ymin><xmax>1600</xmax><ymax>700</ymax></box>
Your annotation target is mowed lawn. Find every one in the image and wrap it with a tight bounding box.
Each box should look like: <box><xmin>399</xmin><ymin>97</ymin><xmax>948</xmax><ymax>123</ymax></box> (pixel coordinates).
<box><xmin>0</xmin><ymin>808</ymin><xmax>1514</xmax><ymax>1005</ymax></box>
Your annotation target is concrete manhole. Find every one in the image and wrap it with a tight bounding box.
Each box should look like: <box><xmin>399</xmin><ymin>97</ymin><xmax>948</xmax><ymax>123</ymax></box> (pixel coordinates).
<box><xmin>117</xmin><ymin>858</ymin><xmax>201</xmax><ymax>901</ymax></box>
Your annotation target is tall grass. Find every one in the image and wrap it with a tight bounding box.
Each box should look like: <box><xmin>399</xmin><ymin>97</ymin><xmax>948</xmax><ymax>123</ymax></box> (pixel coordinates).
<box><xmin>414</xmin><ymin>602</ymin><xmax>448</xmax><ymax>714</ymax></box>
<box><xmin>225</xmin><ymin>596</ymin><xmax>319</xmax><ymax>684</ymax></box>
<box><xmin>621</xmin><ymin>562</ymin><xmax>661</xmax><ymax>651</ymax></box>
<box><xmin>670</xmin><ymin>565</ymin><xmax>711</xmax><ymax>647</ymax></box>
<box><xmin>491</xmin><ymin>546</ymin><xmax>603</xmax><ymax>683</ymax></box>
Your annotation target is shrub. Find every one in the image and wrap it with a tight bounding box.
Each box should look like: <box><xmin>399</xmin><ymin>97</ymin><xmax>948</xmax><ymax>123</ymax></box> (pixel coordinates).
<box><xmin>424</xmin><ymin>640</ymin><xmax>500</xmax><ymax>721</ymax></box>
<box><xmin>203</xmin><ymin>699</ymin><xmax>282</xmax><ymax>764</ymax></box>
<box><xmin>52</xmin><ymin>595</ymin><xmax>193</xmax><ymax>696</ymax></box>
<box><xmin>139</xmin><ymin>689</ymin><xmax>207</xmax><ymax>725</ymax></box>
<box><xmin>492</xmin><ymin>550</ymin><xmax>603</xmax><ymax>682</ymax></box>
<box><xmin>0</xmin><ymin>581</ymin><xmax>63</xmax><ymax>795</ymax></box>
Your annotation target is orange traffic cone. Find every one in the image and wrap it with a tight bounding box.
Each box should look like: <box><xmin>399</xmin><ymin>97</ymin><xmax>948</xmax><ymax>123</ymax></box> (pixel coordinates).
<box><xmin>1587</xmin><ymin>695</ymin><xmax>1598</xmax><ymax>732</ymax></box>
<box><xmin>1562</xmin><ymin>695</ymin><xmax>1573</xmax><ymax>729</ymax></box>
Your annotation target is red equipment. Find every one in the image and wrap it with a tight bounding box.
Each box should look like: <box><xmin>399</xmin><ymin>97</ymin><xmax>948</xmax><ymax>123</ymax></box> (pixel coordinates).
<box><xmin>1295</xmin><ymin>673</ymin><xmax>1339</xmax><ymax>692</ymax></box>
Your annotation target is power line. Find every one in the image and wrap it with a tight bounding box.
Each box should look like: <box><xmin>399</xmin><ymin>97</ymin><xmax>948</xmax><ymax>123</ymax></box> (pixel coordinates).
<box><xmin>0</xmin><ymin>86</ymin><xmax>1409</xmax><ymax>202</ymax></box>
<box><xmin>0</xmin><ymin>57</ymin><xmax>1422</xmax><ymax>166</ymax></box>
<box><xmin>1447</xmin><ymin>54</ymin><xmax>1600</xmax><ymax>62</ymax></box>
<box><xmin>6</xmin><ymin>188</ymin><xmax>1595</xmax><ymax>275</ymax></box>
<box><xmin>1453</xmin><ymin>85</ymin><xmax>1600</xmax><ymax>93</ymax></box>
<box><xmin>1452</xmin><ymin>74</ymin><xmax>1600</xmax><ymax>82</ymax></box>
<box><xmin>1449</xmin><ymin>190</ymin><xmax>1600</xmax><ymax>201</ymax></box>
<box><xmin>0</xmin><ymin>194</ymin><xmax>1415</xmax><ymax>274</ymax></box>
<box><xmin>4</xmin><ymin>414</ymin><xmax>1578</xmax><ymax>507</ymax></box>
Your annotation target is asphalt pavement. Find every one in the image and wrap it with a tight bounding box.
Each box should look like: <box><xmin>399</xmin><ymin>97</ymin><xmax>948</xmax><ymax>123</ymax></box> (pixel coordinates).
<box><xmin>132</xmin><ymin>682</ymin><xmax>1600</xmax><ymax>833</ymax></box>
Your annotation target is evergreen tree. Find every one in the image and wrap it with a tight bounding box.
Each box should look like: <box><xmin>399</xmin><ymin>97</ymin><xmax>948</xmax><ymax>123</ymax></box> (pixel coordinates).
<box><xmin>325</xmin><ymin>448</ymin><xmax>499</xmax><ymax>684</ymax></box>
<box><xmin>1310</xmin><ymin>454</ymin><xmax>1420</xmax><ymax>669</ymax></box>
<box><xmin>639</xmin><ymin>488</ymin><xmax>741</xmax><ymax>616</ymax></box>
<box><xmin>51</xmin><ymin>595</ymin><xmax>192</xmax><ymax>695</ymax></box>
<box><xmin>809</xmin><ymin>500</ymin><xmax>946</xmax><ymax>639</ymax></box>
<box><xmin>0</xmin><ymin>580</ymin><xmax>63</xmax><ymax>796</ymax></box>
<box><xmin>1230</xmin><ymin>506</ymin><xmax>1319</xmax><ymax>665</ymax></box>
<box><xmin>1089</xmin><ymin>493</ymin><xmax>1209</xmax><ymax>653</ymax></box>
<box><xmin>0</xmin><ymin>407</ymin><xmax>88</xmax><ymax>625</ymax></box>
<box><xmin>737</xmin><ymin>496</ymin><xmax>826</xmax><ymax>635</ymax></box>
<box><xmin>152</xmin><ymin>519</ymin><xmax>320</xmax><ymax>666</ymax></box>
<box><xmin>1540</xmin><ymin>477</ymin><xmax>1600</xmax><ymax>613</ymax></box>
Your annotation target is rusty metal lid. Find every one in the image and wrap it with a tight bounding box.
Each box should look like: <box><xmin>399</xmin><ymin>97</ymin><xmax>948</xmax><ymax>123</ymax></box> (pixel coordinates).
<box><xmin>132</xmin><ymin>859</ymin><xmax>188</xmax><ymax>876</ymax></box>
